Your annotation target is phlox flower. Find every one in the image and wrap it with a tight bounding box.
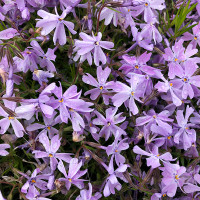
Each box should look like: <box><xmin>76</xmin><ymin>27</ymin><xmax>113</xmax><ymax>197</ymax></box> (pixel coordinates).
<box><xmin>33</xmin><ymin>132</ymin><xmax>72</xmax><ymax>171</ymax></box>
<box><xmin>36</xmin><ymin>7</ymin><xmax>76</xmax><ymax>45</ymax></box>
<box><xmin>74</xmin><ymin>32</ymin><xmax>114</xmax><ymax>66</ymax></box>
<box><xmin>58</xmin><ymin>158</ymin><xmax>87</xmax><ymax>190</ymax></box>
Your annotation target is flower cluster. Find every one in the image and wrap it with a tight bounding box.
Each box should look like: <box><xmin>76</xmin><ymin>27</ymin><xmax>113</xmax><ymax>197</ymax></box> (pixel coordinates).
<box><xmin>0</xmin><ymin>0</ymin><xmax>200</xmax><ymax>200</ymax></box>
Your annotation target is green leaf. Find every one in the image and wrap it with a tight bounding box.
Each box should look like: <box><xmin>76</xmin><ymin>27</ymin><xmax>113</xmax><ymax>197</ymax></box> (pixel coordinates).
<box><xmin>107</xmin><ymin>7</ymin><xmax>122</xmax><ymax>14</ymax></box>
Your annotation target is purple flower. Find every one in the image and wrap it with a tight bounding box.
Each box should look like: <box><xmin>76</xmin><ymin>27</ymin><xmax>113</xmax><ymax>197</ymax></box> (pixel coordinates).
<box><xmin>170</xmin><ymin>60</ymin><xmax>200</xmax><ymax>99</ymax></box>
<box><xmin>136</xmin><ymin>109</ymin><xmax>173</xmax><ymax>133</ymax></box>
<box><xmin>182</xmin><ymin>22</ymin><xmax>200</xmax><ymax>48</ymax></box>
<box><xmin>58</xmin><ymin>158</ymin><xmax>87</xmax><ymax>190</ymax></box>
<box><xmin>27</xmin><ymin>111</ymin><xmax>60</xmax><ymax>139</ymax></box>
<box><xmin>0</xmin><ymin>98</ymin><xmax>25</xmax><ymax>137</ymax></box>
<box><xmin>105</xmin><ymin>131</ymin><xmax>129</xmax><ymax>166</ymax></box>
<box><xmin>0</xmin><ymin>28</ymin><xmax>18</xmax><ymax>40</ymax></box>
<box><xmin>20</xmin><ymin>168</ymin><xmax>48</xmax><ymax>199</ymax></box>
<box><xmin>52</xmin><ymin>84</ymin><xmax>93</xmax><ymax>131</ymax></box>
<box><xmin>93</xmin><ymin>107</ymin><xmax>126</xmax><ymax>141</ymax></box>
<box><xmin>132</xmin><ymin>0</ymin><xmax>165</xmax><ymax>23</ymax></box>
<box><xmin>74</xmin><ymin>32</ymin><xmax>114</xmax><ymax>66</ymax></box>
<box><xmin>33</xmin><ymin>132</ymin><xmax>72</xmax><ymax>171</ymax></box>
<box><xmin>76</xmin><ymin>183</ymin><xmax>102</xmax><ymax>200</ymax></box>
<box><xmin>83</xmin><ymin>66</ymin><xmax>113</xmax><ymax>105</ymax></box>
<box><xmin>0</xmin><ymin>143</ymin><xmax>10</xmax><ymax>156</ymax></box>
<box><xmin>140</xmin><ymin>19</ymin><xmax>162</xmax><ymax>44</ymax></box>
<box><xmin>174</xmin><ymin>106</ymin><xmax>196</xmax><ymax>150</ymax></box>
<box><xmin>160</xmin><ymin>163</ymin><xmax>186</xmax><ymax>197</ymax></box>
<box><xmin>163</xmin><ymin>39</ymin><xmax>185</xmax><ymax>79</ymax></box>
<box><xmin>30</xmin><ymin>40</ymin><xmax>56</xmax><ymax>72</ymax></box>
<box><xmin>102</xmin><ymin>155</ymin><xmax>128</xmax><ymax>197</ymax></box>
<box><xmin>112</xmin><ymin>74</ymin><xmax>144</xmax><ymax>115</ymax></box>
<box><xmin>16</xmin><ymin>84</ymin><xmax>55</xmax><ymax>120</ymax></box>
<box><xmin>133</xmin><ymin>145</ymin><xmax>175</xmax><ymax>169</ymax></box>
<box><xmin>14</xmin><ymin>48</ymin><xmax>38</xmax><ymax>73</ymax></box>
<box><xmin>119</xmin><ymin>52</ymin><xmax>156</xmax><ymax>76</ymax></box>
<box><xmin>36</xmin><ymin>7</ymin><xmax>76</xmax><ymax>45</ymax></box>
<box><xmin>33</xmin><ymin>69</ymin><xmax>54</xmax><ymax>86</ymax></box>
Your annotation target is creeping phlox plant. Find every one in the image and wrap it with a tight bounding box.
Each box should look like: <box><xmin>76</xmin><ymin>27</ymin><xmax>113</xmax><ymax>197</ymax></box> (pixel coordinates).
<box><xmin>1</xmin><ymin>0</ymin><xmax>200</xmax><ymax>199</ymax></box>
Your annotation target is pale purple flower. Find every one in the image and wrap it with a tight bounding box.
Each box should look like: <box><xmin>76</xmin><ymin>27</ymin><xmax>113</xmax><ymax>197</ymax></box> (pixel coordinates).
<box><xmin>112</xmin><ymin>74</ymin><xmax>144</xmax><ymax>115</ymax></box>
<box><xmin>76</xmin><ymin>183</ymin><xmax>102</xmax><ymax>200</ymax></box>
<box><xmin>92</xmin><ymin>107</ymin><xmax>126</xmax><ymax>141</ymax></box>
<box><xmin>33</xmin><ymin>132</ymin><xmax>72</xmax><ymax>171</ymax></box>
<box><xmin>74</xmin><ymin>32</ymin><xmax>114</xmax><ymax>66</ymax></box>
<box><xmin>136</xmin><ymin>109</ymin><xmax>173</xmax><ymax>133</ymax></box>
<box><xmin>30</xmin><ymin>40</ymin><xmax>56</xmax><ymax>72</ymax></box>
<box><xmin>51</xmin><ymin>84</ymin><xmax>93</xmax><ymax>131</ymax></box>
<box><xmin>58</xmin><ymin>158</ymin><xmax>87</xmax><ymax>190</ymax></box>
<box><xmin>160</xmin><ymin>163</ymin><xmax>186</xmax><ymax>197</ymax></box>
<box><xmin>0</xmin><ymin>98</ymin><xmax>25</xmax><ymax>137</ymax></box>
<box><xmin>20</xmin><ymin>168</ymin><xmax>48</xmax><ymax>199</ymax></box>
<box><xmin>0</xmin><ymin>143</ymin><xmax>10</xmax><ymax>156</ymax></box>
<box><xmin>26</xmin><ymin>111</ymin><xmax>60</xmax><ymax>139</ymax></box>
<box><xmin>102</xmin><ymin>155</ymin><xmax>128</xmax><ymax>197</ymax></box>
<box><xmin>132</xmin><ymin>0</ymin><xmax>165</xmax><ymax>23</ymax></box>
<box><xmin>36</xmin><ymin>7</ymin><xmax>76</xmax><ymax>45</ymax></box>
<box><xmin>33</xmin><ymin>69</ymin><xmax>54</xmax><ymax>86</ymax></box>
<box><xmin>105</xmin><ymin>131</ymin><xmax>129</xmax><ymax>166</ymax></box>
<box><xmin>182</xmin><ymin>22</ymin><xmax>200</xmax><ymax>48</ymax></box>
<box><xmin>174</xmin><ymin>106</ymin><xmax>196</xmax><ymax>150</ymax></box>
<box><xmin>0</xmin><ymin>28</ymin><xmax>18</xmax><ymax>40</ymax></box>
<box><xmin>83</xmin><ymin>66</ymin><xmax>113</xmax><ymax>105</ymax></box>
<box><xmin>133</xmin><ymin>145</ymin><xmax>174</xmax><ymax>168</ymax></box>
<box><xmin>119</xmin><ymin>52</ymin><xmax>156</xmax><ymax>76</ymax></box>
<box><xmin>15</xmin><ymin>83</ymin><xmax>56</xmax><ymax>120</ymax></box>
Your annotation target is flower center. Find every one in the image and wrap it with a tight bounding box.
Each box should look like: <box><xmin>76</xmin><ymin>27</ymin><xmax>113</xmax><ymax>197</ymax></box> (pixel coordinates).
<box><xmin>48</xmin><ymin>153</ymin><xmax>53</xmax><ymax>157</ymax></box>
<box><xmin>95</xmin><ymin>41</ymin><xmax>99</xmax><ymax>45</ymax></box>
<box><xmin>69</xmin><ymin>108</ymin><xmax>74</xmax><ymax>112</ymax></box>
<box><xmin>68</xmin><ymin>178</ymin><xmax>72</xmax><ymax>182</ymax></box>
<box><xmin>58</xmin><ymin>18</ymin><xmax>63</xmax><ymax>21</ymax></box>
<box><xmin>31</xmin><ymin>179</ymin><xmax>36</xmax><ymax>183</ymax></box>
<box><xmin>128</xmin><ymin>9</ymin><xmax>131</xmax><ymax>12</ymax></box>
<box><xmin>162</xmin><ymin>194</ymin><xmax>166</xmax><ymax>197</ymax></box>
<box><xmin>107</xmin><ymin>122</ymin><xmax>111</xmax><ymax>126</ymax></box>
<box><xmin>115</xmin><ymin>149</ymin><xmax>118</xmax><ymax>152</ymax></box>
<box><xmin>59</xmin><ymin>98</ymin><xmax>63</xmax><ymax>103</ymax></box>
<box><xmin>185</xmin><ymin>127</ymin><xmax>189</xmax><ymax>130</ymax></box>
<box><xmin>183</xmin><ymin>78</ymin><xmax>187</xmax><ymax>82</ymax></box>
<box><xmin>170</xmin><ymin>83</ymin><xmax>173</xmax><ymax>87</ymax></box>
<box><xmin>153</xmin><ymin>115</ymin><xmax>156</xmax><ymax>119</ymax></box>
<box><xmin>131</xmin><ymin>91</ymin><xmax>134</xmax><ymax>96</ymax></box>
<box><xmin>89</xmin><ymin>123</ymin><xmax>92</xmax><ymax>127</ymax></box>
<box><xmin>26</xmin><ymin>51</ymin><xmax>32</xmax><ymax>54</ymax></box>
<box><xmin>145</xmin><ymin>3</ymin><xmax>148</xmax><ymax>6</ymax></box>
<box><xmin>47</xmin><ymin>126</ymin><xmax>51</xmax><ymax>130</ymax></box>
<box><xmin>174</xmin><ymin>58</ymin><xmax>178</xmax><ymax>62</ymax></box>
<box><xmin>194</xmin><ymin>36</ymin><xmax>197</xmax><ymax>40</ymax></box>
<box><xmin>175</xmin><ymin>175</ymin><xmax>179</xmax><ymax>180</ymax></box>
<box><xmin>8</xmin><ymin>116</ymin><xmax>14</xmax><ymax>120</ymax></box>
<box><xmin>167</xmin><ymin>136</ymin><xmax>171</xmax><ymax>139</ymax></box>
<box><xmin>135</xmin><ymin>65</ymin><xmax>139</xmax><ymax>69</ymax></box>
<box><xmin>157</xmin><ymin>154</ymin><xmax>160</xmax><ymax>157</ymax></box>
<box><xmin>100</xmin><ymin>86</ymin><xmax>103</xmax><ymax>90</ymax></box>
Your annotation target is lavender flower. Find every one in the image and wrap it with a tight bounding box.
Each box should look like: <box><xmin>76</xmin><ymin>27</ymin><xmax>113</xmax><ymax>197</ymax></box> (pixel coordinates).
<box><xmin>33</xmin><ymin>132</ymin><xmax>72</xmax><ymax>171</ymax></box>
<box><xmin>92</xmin><ymin>107</ymin><xmax>126</xmax><ymax>141</ymax></box>
<box><xmin>0</xmin><ymin>143</ymin><xmax>10</xmax><ymax>156</ymax></box>
<box><xmin>82</xmin><ymin>66</ymin><xmax>113</xmax><ymax>105</ymax></box>
<box><xmin>36</xmin><ymin>7</ymin><xmax>76</xmax><ymax>45</ymax></box>
<box><xmin>133</xmin><ymin>145</ymin><xmax>175</xmax><ymax>168</ymax></box>
<box><xmin>58</xmin><ymin>158</ymin><xmax>87</xmax><ymax>190</ymax></box>
<box><xmin>74</xmin><ymin>32</ymin><xmax>114</xmax><ymax>66</ymax></box>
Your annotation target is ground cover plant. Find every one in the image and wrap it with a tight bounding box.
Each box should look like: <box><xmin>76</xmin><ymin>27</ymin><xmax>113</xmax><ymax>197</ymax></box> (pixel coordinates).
<box><xmin>0</xmin><ymin>0</ymin><xmax>200</xmax><ymax>199</ymax></box>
